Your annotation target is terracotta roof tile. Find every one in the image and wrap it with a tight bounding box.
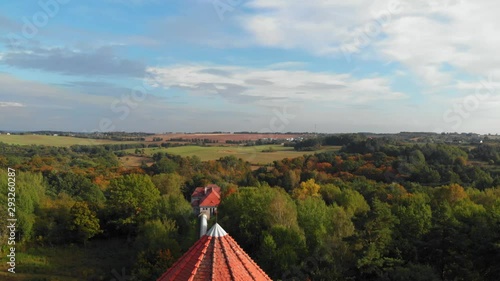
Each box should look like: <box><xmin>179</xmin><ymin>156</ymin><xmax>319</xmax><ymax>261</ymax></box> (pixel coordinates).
<box><xmin>191</xmin><ymin>185</ymin><xmax>221</xmax><ymax>198</ymax></box>
<box><xmin>157</xmin><ymin>224</ymin><xmax>272</xmax><ymax>281</ymax></box>
<box><xmin>199</xmin><ymin>191</ymin><xmax>221</xmax><ymax>207</ymax></box>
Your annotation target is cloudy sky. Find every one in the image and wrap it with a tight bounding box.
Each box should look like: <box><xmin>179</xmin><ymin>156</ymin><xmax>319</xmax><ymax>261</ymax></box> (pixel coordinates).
<box><xmin>1</xmin><ymin>0</ymin><xmax>499</xmax><ymax>133</ymax></box>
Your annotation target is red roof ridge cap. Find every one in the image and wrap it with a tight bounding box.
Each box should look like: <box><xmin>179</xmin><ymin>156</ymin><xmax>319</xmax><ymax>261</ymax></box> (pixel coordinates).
<box><xmin>189</xmin><ymin>237</ymin><xmax>212</xmax><ymax>279</ymax></box>
<box><xmin>157</xmin><ymin>236</ymin><xmax>211</xmax><ymax>281</ymax></box>
<box><xmin>157</xmin><ymin>223</ymin><xmax>272</xmax><ymax>281</ymax></box>
<box><xmin>210</xmin><ymin>238</ymin><xmax>215</xmax><ymax>280</ymax></box>
<box><xmin>223</xmin><ymin>235</ymin><xmax>272</xmax><ymax>280</ymax></box>
<box><xmin>199</xmin><ymin>192</ymin><xmax>221</xmax><ymax>207</ymax></box>
<box><xmin>219</xmin><ymin>233</ymin><xmax>237</xmax><ymax>280</ymax></box>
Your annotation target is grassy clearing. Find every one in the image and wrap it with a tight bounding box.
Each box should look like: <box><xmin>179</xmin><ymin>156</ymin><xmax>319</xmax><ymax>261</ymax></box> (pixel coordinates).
<box><xmin>118</xmin><ymin>156</ymin><xmax>154</xmax><ymax>168</ymax></box>
<box><xmin>0</xmin><ymin>239</ymin><xmax>134</xmax><ymax>281</ymax></box>
<box><xmin>122</xmin><ymin>145</ymin><xmax>341</xmax><ymax>165</ymax></box>
<box><xmin>0</xmin><ymin>135</ymin><xmax>139</xmax><ymax>147</ymax></box>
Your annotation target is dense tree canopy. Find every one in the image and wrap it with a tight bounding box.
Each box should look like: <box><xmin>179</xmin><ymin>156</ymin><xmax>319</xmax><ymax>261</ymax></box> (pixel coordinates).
<box><xmin>1</xmin><ymin>137</ymin><xmax>499</xmax><ymax>280</ymax></box>
<box><xmin>106</xmin><ymin>174</ymin><xmax>161</xmax><ymax>234</ymax></box>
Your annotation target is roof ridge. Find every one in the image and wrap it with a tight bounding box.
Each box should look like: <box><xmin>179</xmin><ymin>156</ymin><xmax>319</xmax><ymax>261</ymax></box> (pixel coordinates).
<box><xmin>223</xmin><ymin>236</ymin><xmax>258</xmax><ymax>280</ymax></box>
<box><xmin>157</xmin><ymin>235</ymin><xmax>211</xmax><ymax>281</ymax></box>
<box><xmin>190</xmin><ymin>237</ymin><xmax>212</xmax><ymax>279</ymax></box>
<box><xmin>219</xmin><ymin>234</ymin><xmax>237</xmax><ymax>280</ymax></box>
<box><xmin>198</xmin><ymin>190</ymin><xmax>221</xmax><ymax>207</ymax></box>
<box><xmin>210</xmin><ymin>237</ymin><xmax>216</xmax><ymax>280</ymax></box>
<box><xmin>157</xmin><ymin>223</ymin><xmax>272</xmax><ymax>281</ymax></box>
<box><xmin>223</xmin><ymin>235</ymin><xmax>273</xmax><ymax>280</ymax></box>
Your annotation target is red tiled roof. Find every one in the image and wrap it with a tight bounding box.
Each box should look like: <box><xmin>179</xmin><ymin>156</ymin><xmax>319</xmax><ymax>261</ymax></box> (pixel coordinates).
<box><xmin>157</xmin><ymin>224</ymin><xmax>272</xmax><ymax>281</ymax></box>
<box><xmin>199</xmin><ymin>190</ymin><xmax>220</xmax><ymax>207</ymax></box>
<box><xmin>192</xmin><ymin>185</ymin><xmax>221</xmax><ymax>198</ymax></box>
<box><xmin>191</xmin><ymin>185</ymin><xmax>221</xmax><ymax>208</ymax></box>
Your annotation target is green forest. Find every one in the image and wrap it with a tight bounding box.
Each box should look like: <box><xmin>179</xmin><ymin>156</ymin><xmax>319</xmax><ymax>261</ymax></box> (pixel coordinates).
<box><xmin>0</xmin><ymin>135</ymin><xmax>499</xmax><ymax>280</ymax></box>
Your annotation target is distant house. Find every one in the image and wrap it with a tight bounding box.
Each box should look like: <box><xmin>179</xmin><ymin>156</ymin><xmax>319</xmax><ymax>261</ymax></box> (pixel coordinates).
<box><xmin>471</xmin><ymin>138</ymin><xmax>484</xmax><ymax>144</ymax></box>
<box><xmin>191</xmin><ymin>184</ymin><xmax>221</xmax><ymax>219</ymax></box>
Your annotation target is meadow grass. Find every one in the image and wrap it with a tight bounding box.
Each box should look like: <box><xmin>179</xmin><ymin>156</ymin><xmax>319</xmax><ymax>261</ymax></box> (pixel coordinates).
<box><xmin>0</xmin><ymin>239</ymin><xmax>134</xmax><ymax>281</ymax></box>
<box><xmin>123</xmin><ymin>145</ymin><xmax>341</xmax><ymax>165</ymax></box>
<box><xmin>0</xmin><ymin>134</ymin><xmax>139</xmax><ymax>147</ymax></box>
<box><xmin>118</xmin><ymin>155</ymin><xmax>155</xmax><ymax>168</ymax></box>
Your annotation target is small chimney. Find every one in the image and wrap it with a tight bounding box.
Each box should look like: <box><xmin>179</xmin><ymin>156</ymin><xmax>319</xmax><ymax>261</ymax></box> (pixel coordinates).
<box><xmin>200</xmin><ymin>213</ymin><xmax>208</xmax><ymax>238</ymax></box>
<box><xmin>204</xmin><ymin>186</ymin><xmax>208</xmax><ymax>194</ymax></box>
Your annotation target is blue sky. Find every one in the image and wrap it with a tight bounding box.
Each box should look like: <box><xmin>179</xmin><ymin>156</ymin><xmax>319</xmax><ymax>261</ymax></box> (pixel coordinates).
<box><xmin>1</xmin><ymin>0</ymin><xmax>499</xmax><ymax>133</ymax></box>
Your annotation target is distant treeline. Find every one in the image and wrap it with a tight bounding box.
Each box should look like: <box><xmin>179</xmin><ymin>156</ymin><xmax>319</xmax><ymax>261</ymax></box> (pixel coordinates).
<box><xmin>226</xmin><ymin>139</ymin><xmax>290</xmax><ymax>145</ymax></box>
<box><xmin>294</xmin><ymin>133</ymin><xmax>499</xmax><ymax>152</ymax></box>
<box><xmin>169</xmin><ymin>138</ymin><xmax>219</xmax><ymax>143</ymax></box>
<box><xmin>294</xmin><ymin>134</ymin><xmax>369</xmax><ymax>151</ymax></box>
<box><xmin>10</xmin><ymin>131</ymin><xmax>153</xmax><ymax>138</ymax></box>
<box><xmin>232</xmin><ymin>131</ymin><xmax>308</xmax><ymax>134</ymax></box>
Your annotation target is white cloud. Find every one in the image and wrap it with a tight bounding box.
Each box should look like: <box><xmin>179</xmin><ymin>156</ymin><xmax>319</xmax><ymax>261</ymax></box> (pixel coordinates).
<box><xmin>266</xmin><ymin>61</ymin><xmax>306</xmax><ymax>69</ymax></box>
<box><xmin>239</xmin><ymin>0</ymin><xmax>500</xmax><ymax>91</ymax></box>
<box><xmin>148</xmin><ymin>63</ymin><xmax>407</xmax><ymax>105</ymax></box>
<box><xmin>241</xmin><ymin>0</ymin><xmax>401</xmax><ymax>56</ymax></box>
<box><xmin>0</xmin><ymin>101</ymin><xmax>24</xmax><ymax>107</ymax></box>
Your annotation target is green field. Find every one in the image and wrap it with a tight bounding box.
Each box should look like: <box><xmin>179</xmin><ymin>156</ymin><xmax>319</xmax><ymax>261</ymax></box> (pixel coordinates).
<box><xmin>123</xmin><ymin>145</ymin><xmax>341</xmax><ymax>165</ymax></box>
<box><xmin>0</xmin><ymin>239</ymin><xmax>134</xmax><ymax>281</ymax></box>
<box><xmin>0</xmin><ymin>134</ymin><xmax>139</xmax><ymax>147</ymax></box>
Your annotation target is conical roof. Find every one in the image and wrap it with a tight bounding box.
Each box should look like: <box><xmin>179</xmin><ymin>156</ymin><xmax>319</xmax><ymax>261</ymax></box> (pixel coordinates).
<box><xmin>157</xmin><ymin>223</ymin><xmax>272</xmax><ymax>281</ymax></box>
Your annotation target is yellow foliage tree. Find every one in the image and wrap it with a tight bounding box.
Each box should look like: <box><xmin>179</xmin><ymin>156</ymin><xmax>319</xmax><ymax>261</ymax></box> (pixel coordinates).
<box><xmin>292</xmin><ymin>179</ymin><xmax>321</xmax><ymax>200</ymax></box>
<box><xmin>435</xmin><ymin>183</ymin><xmax>468</xmax><ymax>204</ymax></box>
